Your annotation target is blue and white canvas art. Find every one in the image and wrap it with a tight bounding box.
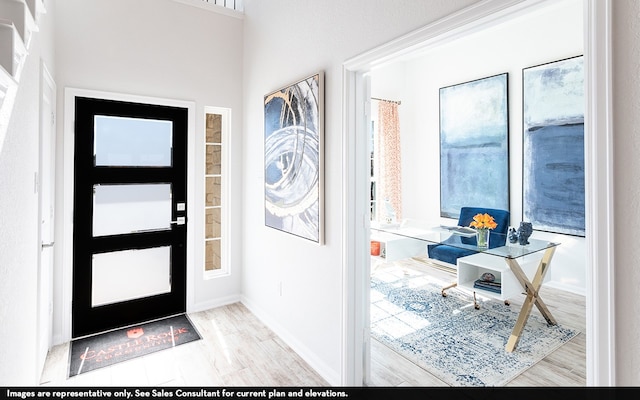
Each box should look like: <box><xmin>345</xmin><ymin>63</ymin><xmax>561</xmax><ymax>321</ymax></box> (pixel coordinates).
<box><xmin>264</xmin><ymin>73</ymin><xmax>324</xmax><ymax>243</ymax></box>
<box><xmin>523</xmin><ymin>56</ymin><xmax>585</xmax><ymax>236</ymax></box>
<box><xmin>439</xmin><ymin>73</ymin><xmax>510</xmax><ymax>219</ymax></box>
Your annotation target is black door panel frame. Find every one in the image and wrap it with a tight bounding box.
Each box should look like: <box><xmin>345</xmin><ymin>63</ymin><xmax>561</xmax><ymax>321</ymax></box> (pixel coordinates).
<box><xmin>72</xmin><ymin>96</ymin><xmax>188</xmax><ymax>338</ymax></box>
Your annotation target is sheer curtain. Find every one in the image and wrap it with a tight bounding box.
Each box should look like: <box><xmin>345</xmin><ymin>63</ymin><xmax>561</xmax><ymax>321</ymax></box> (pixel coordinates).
<box><xmin>376</xmin><ymin>100</ymin><xmax>402</xmax><ymax>223</ymax></box>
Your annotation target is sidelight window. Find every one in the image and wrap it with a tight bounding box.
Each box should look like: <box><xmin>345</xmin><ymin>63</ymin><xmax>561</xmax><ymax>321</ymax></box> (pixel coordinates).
<box><xmin>204</xmin><ymin>108</ymin><xmax>229</xmax><ymax>277</ymax></box>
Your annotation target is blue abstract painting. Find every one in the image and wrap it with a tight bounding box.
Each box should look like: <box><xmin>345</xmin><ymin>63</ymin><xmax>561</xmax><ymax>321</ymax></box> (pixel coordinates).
<box><xmin>523</xmin><ymin>56</ymin><xmax>585</xmax><ymax>236</ymax></box>
<box><xmin>439</xmin><ymin>73</ymin><xmax>510</xmax><ymax>219</ymax></box>
<box><xmin>264</xmin><ymin>73</ymin><xmax>324</xmax><ymax>243</ymax></box>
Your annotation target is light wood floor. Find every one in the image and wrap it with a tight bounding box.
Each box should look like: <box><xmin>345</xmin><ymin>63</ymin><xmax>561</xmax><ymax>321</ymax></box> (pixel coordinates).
<box><xmin>39</xmin><ymin>258</ymin><xmax>585</xmax><ymax>387</ymax></box>
<box><xmin>368</xmin><ymin>257</ymin><xmax>587</xmax><ymax>387</ymax></box>
<box><xmin>39</xmin><ymin>303</ymin><xmax>329</xmax><ymax>387</ymax></box>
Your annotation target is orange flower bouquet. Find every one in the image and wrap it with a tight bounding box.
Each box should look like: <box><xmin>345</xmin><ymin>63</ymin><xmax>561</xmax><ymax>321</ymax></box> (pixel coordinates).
<box><xmin>469</xmin><ymin>213</ymin><xmax>497</xmax><ymax>249</ymax></box>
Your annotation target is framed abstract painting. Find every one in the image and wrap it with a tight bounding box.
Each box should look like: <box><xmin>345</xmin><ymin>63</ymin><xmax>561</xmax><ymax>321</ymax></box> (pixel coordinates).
<box><xmin>264</xmin><ymin>72</ymin><xmax>324</xmax><ymax>244</ymax></box>
<box><xmin>439</xmin><ymin>73</ymin><xmax>510</xmax><ymax>219</ymax></box>
<box><xmin>522</xmin><ymin>55</ymin><xmax>585</xmax><ymax>237</ymax></box>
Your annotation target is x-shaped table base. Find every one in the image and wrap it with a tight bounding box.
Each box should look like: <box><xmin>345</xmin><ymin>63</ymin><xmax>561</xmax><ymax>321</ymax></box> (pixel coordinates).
<box><xmin>504</xmin><ymin>246</ymin><xmax>557</xmax><ymax>352</ymax></box>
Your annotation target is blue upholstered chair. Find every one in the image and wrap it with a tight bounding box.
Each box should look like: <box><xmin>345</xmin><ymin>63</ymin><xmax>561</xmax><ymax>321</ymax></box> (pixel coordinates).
<box><xmin>428</xmin><ymin>207</ymin><xmax>511</xmax><ymax>264</ymax></box>
<box><xmin>428</xmin><ymin>206</ymin><xmax>510</xmax><ymax>305</ymax></box>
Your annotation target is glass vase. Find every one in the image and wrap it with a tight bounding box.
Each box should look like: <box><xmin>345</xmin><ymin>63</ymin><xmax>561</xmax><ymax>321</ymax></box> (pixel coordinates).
<box><xmin>476</xmin><ymin>228</ymin><xmax>489</xmax><ymax>249</ymax></box>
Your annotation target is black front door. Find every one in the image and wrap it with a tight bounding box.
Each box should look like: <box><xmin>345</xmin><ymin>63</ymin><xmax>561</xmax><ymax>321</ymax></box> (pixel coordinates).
<box><xmin>72</xmin><ymin>96</ymin><xmax>188</xmax><ymax>338</ymax></box>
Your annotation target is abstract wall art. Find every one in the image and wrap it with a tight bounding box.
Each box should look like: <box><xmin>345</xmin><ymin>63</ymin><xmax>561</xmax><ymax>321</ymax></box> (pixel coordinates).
<box><xmin>264</xmin><ymin>72</ymin><xmax>324</xmax><ymax>243</ymax></box>
<box><xmin>439</xmin><ymin>73</ymin><xmax>510</xmax><ymax>219</ymax></box>
<box><xmin>523</xmin><ymin>55</ymin><xmax>585</xmax><ymax>236</ymax></box>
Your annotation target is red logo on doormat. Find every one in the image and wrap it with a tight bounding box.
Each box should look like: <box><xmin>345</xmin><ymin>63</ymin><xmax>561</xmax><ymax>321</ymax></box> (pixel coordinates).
<box><xmin>127</xmin><ymin>327</ymin><xmax>144</xmax><ymax>339</ymax></box>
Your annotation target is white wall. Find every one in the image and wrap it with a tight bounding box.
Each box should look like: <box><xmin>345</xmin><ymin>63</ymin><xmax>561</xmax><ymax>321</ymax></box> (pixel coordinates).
<box><xmin>0</xmin><ymin>0</ymin><xmax>55</xmax><ymax>385</ymax></box>
<box><xmin>53</xmin><ymin>0</ymin><xmax>244</xmax><ymax>343</ymax></box>
<box><xmin>241</xmin><ymin>0</ymin><xmax>478</xmax><ymax>385</ymax></box>
<box><xmin>370</xmin><ymin>0</ymin><xmax>586</xmax><ymax>294</ymax></box>
<box><xmin>613</xmin><ymin>0</ymin><xmax>640</xmax><ymax>386</ymax></box>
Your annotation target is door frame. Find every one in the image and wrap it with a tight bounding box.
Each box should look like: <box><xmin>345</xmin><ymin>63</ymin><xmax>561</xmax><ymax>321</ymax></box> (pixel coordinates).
<box><xmin>71</xmin><ymin>96</ymin><xmax>189</xmax><ymax>337</ymax></box>
<box><xmin>60</xmin><ymin>88</ymin><xmax>195</xmax><ymax>343</ymax></box>
<box><xmin>36</xmin><ymin>59</ymin><xmax>56</xmax><ymax>381</ymax></box>
<box><xmin>341</xmin><ymin>0</ymin><xmax>614</xmax><ymax>386</ymax></box>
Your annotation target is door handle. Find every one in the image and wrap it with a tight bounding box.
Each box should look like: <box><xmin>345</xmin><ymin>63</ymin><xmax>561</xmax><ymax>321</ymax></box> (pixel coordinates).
<box><xmin>42</xmin><ymin>242</ymin><xmax>55</xmax><ymax>248</ymax></box>
<box><xmin>170</xmin><ymin>217</ymin><xmax>186</xmax><ymax>225</ymax></box>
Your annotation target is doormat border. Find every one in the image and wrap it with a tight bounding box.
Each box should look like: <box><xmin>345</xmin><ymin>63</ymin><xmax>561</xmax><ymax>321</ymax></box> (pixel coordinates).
<box><xmin>67</xmin><ymin>313</ymin><xmax>201</xmax><ymax>378</ymax></box>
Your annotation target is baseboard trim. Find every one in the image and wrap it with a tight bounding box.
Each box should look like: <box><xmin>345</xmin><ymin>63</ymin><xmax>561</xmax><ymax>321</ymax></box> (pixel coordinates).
<box><xmin>543</xmin><ymin>280</ymin><xmax>586</xmax><ymax>297</ymax></box>
<box><xmin>189</xmin><ymin>294</ymin><xmax>241</xmax><ymax>314</ymax></box>
<box><xmin>240</xmin><ymin>295</ymin><xmax>340</xmax><ymax>386</ymax></box>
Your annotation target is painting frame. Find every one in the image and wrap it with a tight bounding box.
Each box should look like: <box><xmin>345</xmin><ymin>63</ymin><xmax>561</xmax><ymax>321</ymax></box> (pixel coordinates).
<box><xmin>439</xmin><ymin>73</ymin><xmax>510</xmax><ymax>219</ymax></box>
<box><xmin>264</xmin><ymin>72</ymin><xmax>325</xmax><ymax>244</ymax></box>
<box><xmin>522</xmin><ymin>55</ymin><xmax>585</xmax><ymax>237</ymax></box>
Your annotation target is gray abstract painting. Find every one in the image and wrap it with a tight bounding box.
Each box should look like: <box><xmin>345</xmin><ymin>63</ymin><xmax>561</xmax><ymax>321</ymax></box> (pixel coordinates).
<box><xmin>264</xmin><ymin>73</ymin><xmax>324</xmax><ymax>243</ymax></box>
<box><xmin>439</xmin><ymin>73</ymin><xmax>510</xmax><ymax>219</ymax></box>
<box><xmin>523</xmin><ymin>55</ymin><xmax>585</xmax><ymax>236</ymax></box>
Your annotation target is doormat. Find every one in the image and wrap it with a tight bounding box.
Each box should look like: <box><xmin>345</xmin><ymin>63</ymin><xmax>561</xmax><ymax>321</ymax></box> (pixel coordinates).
<box><xmin>68</xmin><ymin>314</ymin><xmax>201</xmax><ymax>378</ymax></box>
<box><xmin>371</xmin><ymin>264</ymin><xmax>579</xmax><ymax>387</ymax></box>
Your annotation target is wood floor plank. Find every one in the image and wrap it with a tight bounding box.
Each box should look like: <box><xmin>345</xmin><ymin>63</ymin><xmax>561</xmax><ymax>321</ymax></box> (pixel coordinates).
<box><xmin>369</xmin><ymin>340</ymin><xmax>447</xmax><ymax>387</ymax></box>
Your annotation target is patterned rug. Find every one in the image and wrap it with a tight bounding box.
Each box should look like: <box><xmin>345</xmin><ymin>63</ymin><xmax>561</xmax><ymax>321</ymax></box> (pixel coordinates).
<box><xmin>370</xmin><ymin>265</ymin><xmax>578</xmax><ymax>386</ymax></box>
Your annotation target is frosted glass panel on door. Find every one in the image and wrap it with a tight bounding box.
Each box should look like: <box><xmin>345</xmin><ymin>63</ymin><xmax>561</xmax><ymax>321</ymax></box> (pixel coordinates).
<box><xmin>94</xmin><ymin>115</ymin><xmax>172</xmax><ymax>167</ymax></box>
<box><xmin>92</xmin><ymin>247</ymin><xmax>171</xmax><ymax>307</ymax></box>
<box><xmin>93</xmin><ymin>184</ymin><xmax>172</xmax><ymax>236</ymax></box>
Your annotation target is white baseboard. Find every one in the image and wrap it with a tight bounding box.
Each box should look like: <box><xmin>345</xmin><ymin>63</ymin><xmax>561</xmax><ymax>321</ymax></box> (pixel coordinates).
<box><xmin>240</xmin><ymin>295</ymin><xmax>340</xmax><ymax>386</ymax></box>
<box><xmin>189</xmin><ymin>294</ymin><xmax>242</xmax><ymax>314</ymax></box>
<box><xmin>543</xmin><ymin>280</ymin><xmax>586</xmax><ymax>297</ymax></box>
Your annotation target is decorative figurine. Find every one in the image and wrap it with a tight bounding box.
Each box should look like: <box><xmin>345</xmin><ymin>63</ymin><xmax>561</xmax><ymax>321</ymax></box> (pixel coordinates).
<box><xmin>516</xmin><ymin>222</ymin><xmax>533</xmax><ymax>245</ymax></box>
<box><xmin>481</xmin><ymin>272</ymin><xmax>495</xmax><ymax>282</ymax></box>
<box><xmin>508</xmin><ymin>227</ymin><xmax>518</xmax><ymax>244</ymax></box>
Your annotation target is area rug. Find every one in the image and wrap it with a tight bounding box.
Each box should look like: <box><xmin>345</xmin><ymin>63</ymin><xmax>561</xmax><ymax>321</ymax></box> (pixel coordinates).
<box><xmin>370</xmin><ymin>267</ymin><xmax>578</xmax><ymax>387</ymax></box>
<box><xmin>68</xmin><ymin>314</ymin><xmax>201</xmax><ymax>377</ymax></box>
